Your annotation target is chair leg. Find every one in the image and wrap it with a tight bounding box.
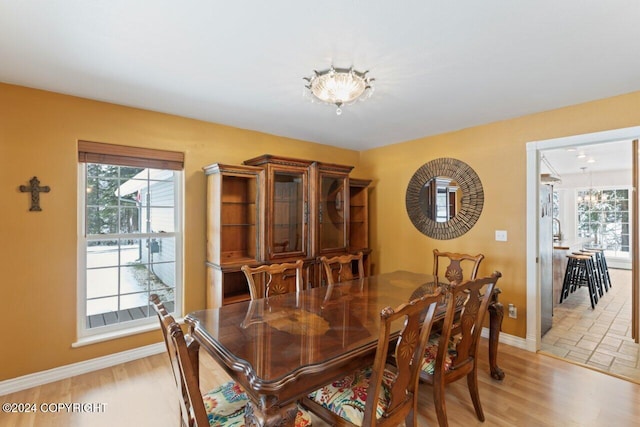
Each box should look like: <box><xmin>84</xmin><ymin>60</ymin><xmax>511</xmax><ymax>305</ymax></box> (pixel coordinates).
<box><xmin>466</xmin><ymin>368</ymin><xmax>485</xmax><ymax>422</ymax></box>
<box><xmin>403</xmin><ymin>392</ymin><xmax>419</xmax><ymax>427</ymax></box>
<box><xmin>433</xmin><ymin>382</ymin><xmax>449</xmax><ymax>427</ymax></box>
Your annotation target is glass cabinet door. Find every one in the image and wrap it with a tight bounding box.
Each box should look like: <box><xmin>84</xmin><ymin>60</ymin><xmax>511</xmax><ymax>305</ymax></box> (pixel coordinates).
<box><xmin>319</xmin><ymin>173</ymin><xmax>348</xmax><ymax>253</ymax></box>
<box><xmin>270</xmin><ymin>170</ymin><xmax>307</xmax><ymax>259</ymax></box>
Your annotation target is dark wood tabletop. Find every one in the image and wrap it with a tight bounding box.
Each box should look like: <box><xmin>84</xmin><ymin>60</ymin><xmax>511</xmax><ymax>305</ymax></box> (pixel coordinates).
<box><xmin>185</xmin><ymin>270</ymin><xmax>504</xmax><ymax>426</ymax></box>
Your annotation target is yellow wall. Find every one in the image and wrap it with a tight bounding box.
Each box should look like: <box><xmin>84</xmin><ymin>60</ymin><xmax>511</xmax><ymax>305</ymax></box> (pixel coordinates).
<box><xmin>3</xmin><ymin>81</ymin><xmax>640</xmax><ymax>381</ymax></box>
<box><xmin>0</xmin><ymin>83</ymin><xmax>360</xmax><ymax>380</ymax></box>
<box><xmin>359</xmin><ymin>90</ymin><xmax>640</xmax><ymax>338</ymax></box>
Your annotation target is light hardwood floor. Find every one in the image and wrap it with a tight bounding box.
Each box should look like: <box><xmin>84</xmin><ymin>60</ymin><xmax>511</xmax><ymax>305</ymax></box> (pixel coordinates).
<box><xmin>3</xmin><ymin>341</ymin><xmax>640</xmax><ymax>426</ymax></box>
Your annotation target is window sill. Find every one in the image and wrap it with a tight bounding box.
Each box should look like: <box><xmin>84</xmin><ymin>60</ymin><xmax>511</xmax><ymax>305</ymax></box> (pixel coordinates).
<box><xmin>72</xmin><ymin>317</ymin><xmax>184</xmax><ymax>348</ymax></box>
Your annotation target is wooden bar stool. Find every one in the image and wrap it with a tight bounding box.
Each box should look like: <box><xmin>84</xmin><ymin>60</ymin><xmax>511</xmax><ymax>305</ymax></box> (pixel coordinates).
<box><xmin>560</xmin><ymin>254</ymin><xmax>599</xmax><ymax>309</ymax></box>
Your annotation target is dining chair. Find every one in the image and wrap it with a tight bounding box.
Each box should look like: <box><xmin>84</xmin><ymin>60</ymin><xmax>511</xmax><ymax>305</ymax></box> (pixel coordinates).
<box><xmin>150</xmin><ymin>294</ymin><xmax>202</xmax><ymax>392</ymax></box>
<box><xmin>319</xmin><ymin>251</ymin><xmax>365</xmax><ymax>286</ymax></box>
<box><xmin>433</xmin><ymin>249</ymin><xmax>484</xmax><ymax>284</ymax></box>
<box><xmin>303</xmin><ymin>287</ymin><xmax>443</xmax><ymax>426</ymax></box>
<box><xmin>150</xmin><ymin>294</ymin><xmax>312</xmax><ymax>427</ymax></box>
<box><xmin>420</xmin><ymin>271</ymin><xmax>502</xmax><ymax>427</ymax></box>
<box><xmin>241</xmin><ymin>259</ymin><xmax>304</xmax><ymax>300</ymax></box>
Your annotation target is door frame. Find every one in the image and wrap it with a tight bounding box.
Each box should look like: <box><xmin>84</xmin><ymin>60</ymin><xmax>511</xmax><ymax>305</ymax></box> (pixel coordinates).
<box><xmin>526</xmin><ymin>126</ymin><xmax>640</xmax><ymax>351</ymax></box>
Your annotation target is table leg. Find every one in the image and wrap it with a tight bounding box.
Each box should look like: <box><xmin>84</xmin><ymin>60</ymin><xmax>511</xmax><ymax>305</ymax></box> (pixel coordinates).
<box><xmin>244</xmin><ymin>399</ymin><xmax>299</xmax><ymax>427</ymax></box>
<box><xmin>488</xmin><ymin>288</ymin><xmax>505</xmax><ymax>380</ymax></box>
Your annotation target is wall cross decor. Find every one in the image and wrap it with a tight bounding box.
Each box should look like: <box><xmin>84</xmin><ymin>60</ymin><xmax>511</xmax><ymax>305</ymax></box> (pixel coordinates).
<box><xmin>19</xmin><ymin>176</ymin><xmax>51</xmax><ymax>211</ymax></box>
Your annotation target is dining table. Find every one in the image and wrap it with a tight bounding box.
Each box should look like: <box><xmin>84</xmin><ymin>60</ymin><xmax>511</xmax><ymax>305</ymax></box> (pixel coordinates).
<box><xmin>185</xmin><ymin>270</ymin><xmax>505</xmax><ymax>426</ymax></box>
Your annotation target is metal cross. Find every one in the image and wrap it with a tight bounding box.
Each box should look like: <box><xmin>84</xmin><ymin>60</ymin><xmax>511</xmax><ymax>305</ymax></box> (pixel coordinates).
<box><xmin>19</xmin><ymin>176</ymin><xmax>50</xmax><ymax>211</ymax></box>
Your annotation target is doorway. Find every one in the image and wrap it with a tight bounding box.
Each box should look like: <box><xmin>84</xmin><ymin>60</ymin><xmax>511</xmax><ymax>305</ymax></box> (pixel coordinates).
<box><xmin>526</xmin><ymin>127</ymin><xmax>640</xmax><ymax>381</ymax></box>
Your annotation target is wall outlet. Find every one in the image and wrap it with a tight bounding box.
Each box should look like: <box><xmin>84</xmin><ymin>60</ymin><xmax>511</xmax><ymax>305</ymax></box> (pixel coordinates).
<box><xmin>508</xmin><ymin>304</ymin><xmax>517</xmax><ymax>319</ymax></box>
<box><xmin>495</xmin><ymin>230</ymin><xmax>508</xmax><ymax>241</ymax></box>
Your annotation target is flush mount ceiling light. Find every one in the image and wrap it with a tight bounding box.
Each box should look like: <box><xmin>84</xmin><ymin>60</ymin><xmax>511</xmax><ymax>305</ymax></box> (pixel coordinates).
<box><xmin>304</xmin><ymin>66</ymin><xmax>374</xmax><ymax>115</ymax></box>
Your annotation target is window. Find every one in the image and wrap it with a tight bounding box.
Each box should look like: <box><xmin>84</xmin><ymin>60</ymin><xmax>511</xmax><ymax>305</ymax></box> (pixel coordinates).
<box><xmin>78</xmin><ymin>141</ymin><xmax>184</xmax><ymax>338</ymax></box>
<box><xmin>577</xmin><ymin>187</ymin><xmax>630</xmax><ymax>258</ymax></box>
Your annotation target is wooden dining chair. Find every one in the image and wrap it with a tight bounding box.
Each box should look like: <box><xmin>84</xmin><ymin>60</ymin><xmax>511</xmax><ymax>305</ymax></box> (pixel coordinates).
<box><xmin>150</xmin><ymin>294</ymin><xmax>313</xmax><ymax>427</ymax></box>
<box><xmin>433</xmin><ymin>249</ymin><xmax>484</xmax><ymax>284</ymax></box>
<box><xmin>319</xmin><ymin>251</ymin><xmax>365</xmax><ymax>286</ymax></box>
<box><xmin>304</xmin><ymin>288</ymin><xmax>443</xmax><ymax>427</ymax></box>
<box><xmin>150</xmin><ymin>294</ymin><xmax>199</xmax><ymax>385</ymax></box>
<box><xmin>241</xmin><ymin>259</ymin><xmax>304</xmax><ymax>300</ymax></box>
<box><xmin>420</xmin><ymin>272</ymin><xmax>501</xmax><ymax>427</ymax></box>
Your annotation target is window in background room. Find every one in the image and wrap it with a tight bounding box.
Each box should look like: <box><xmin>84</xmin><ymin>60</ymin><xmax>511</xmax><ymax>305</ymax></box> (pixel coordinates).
<box><xmin>78</xmin><ymin>141</ymin><xmax>184</xmax><ymax>338</ymax></box>
<box><xmin>577</xmin><ymin>186</ymin><xmax>630</xmax><ymax>259</ymax></box>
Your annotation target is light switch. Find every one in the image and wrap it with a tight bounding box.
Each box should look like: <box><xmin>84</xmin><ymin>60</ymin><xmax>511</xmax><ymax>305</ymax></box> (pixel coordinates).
<box><xmin>495</xmin><ymin>230</ymin><xmax>508</xmax><ymax>241</ymax></box>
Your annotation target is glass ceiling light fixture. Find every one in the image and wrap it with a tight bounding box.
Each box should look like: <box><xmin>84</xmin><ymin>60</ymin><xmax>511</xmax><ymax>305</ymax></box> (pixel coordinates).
<box><xmin>303</xmin><ymin>66</ymin><xmax>374</xmax><ymax>115</ymax></box>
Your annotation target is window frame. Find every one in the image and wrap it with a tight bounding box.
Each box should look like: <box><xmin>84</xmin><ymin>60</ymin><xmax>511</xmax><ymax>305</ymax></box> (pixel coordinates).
<box><xmin>575</xmin><ymin>184</ymin><xmax>631</xmax><ymax>260</ymax></box>
<box><xmin>76</xmin><ymin>143</ymin><xmax>184</xmax><ymax>342</ymax></box>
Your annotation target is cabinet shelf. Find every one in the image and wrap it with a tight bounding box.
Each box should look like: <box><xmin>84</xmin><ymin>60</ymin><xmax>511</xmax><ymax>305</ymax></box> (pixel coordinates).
<box><xmin>224</xmin><ymin>292</ymin><xmax>251</xmax><ymax>305</ymax></box>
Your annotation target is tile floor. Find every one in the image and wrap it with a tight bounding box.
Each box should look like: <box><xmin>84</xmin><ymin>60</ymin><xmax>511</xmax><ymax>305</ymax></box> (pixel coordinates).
<box><xmin>541</xmin><ymin>268</ymin><xmax>640</xmax><ymax>383</ymax></box>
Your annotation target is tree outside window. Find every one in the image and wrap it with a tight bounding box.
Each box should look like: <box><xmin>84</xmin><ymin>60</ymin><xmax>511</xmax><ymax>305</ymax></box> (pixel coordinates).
<box><xmin>577</xmin><ymin>188</ymin><xmax>629</xmax><ymax>257</ymax></box>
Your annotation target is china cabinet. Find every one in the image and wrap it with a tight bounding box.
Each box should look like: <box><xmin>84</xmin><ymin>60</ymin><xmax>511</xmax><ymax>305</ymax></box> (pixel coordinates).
<box><xmin>203</xmin><ymin>163</ymin><xmax>264</xmax><ymax>308</ymax></box>
<box><xmin>204</xmin><ymin>155</ymin><xmax>371</xmax><ymax>308</ymax></box>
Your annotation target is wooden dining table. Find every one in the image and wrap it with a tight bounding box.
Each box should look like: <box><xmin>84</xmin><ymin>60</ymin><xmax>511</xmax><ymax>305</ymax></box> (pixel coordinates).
<box><xmin>185</xmin><ymin>270</ymin><xmax>505</xmax><ymax>426</ymax></box>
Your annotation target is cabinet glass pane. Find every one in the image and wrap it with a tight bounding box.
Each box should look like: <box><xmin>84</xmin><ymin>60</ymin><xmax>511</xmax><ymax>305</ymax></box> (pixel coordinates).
<box><xmin>320</xmin><ymin>175</ymin><xmax>346</xmax><ymax>250</ymax></box>
<box><xmin>273</xmin><ymin>172</ymin><xmax>304</xmax><ymax>254</ymax></box>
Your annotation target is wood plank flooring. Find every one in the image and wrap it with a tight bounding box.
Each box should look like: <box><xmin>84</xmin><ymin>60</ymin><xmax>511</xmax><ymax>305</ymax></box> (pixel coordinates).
<box><xmin>3</xmin><ymin>341</ymin><xmax>640</xmax><ymax>426</ymax></box>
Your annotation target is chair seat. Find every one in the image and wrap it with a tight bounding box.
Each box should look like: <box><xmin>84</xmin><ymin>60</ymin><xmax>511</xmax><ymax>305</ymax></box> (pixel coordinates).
<box><xmin>421</xmin><ymin>335</ymin><xmax>454</xmax><ymax>376</ymax></box>
<box><xmin>307</xmin><ymin>366</ymin><xmax>394</xmax><ymax>425</ymax></box>
<box><xmin>202</xmin><ymin>381</ymin><xmax>248</xmax><ymax>425</ymax></box>
<box><xmin>203</xmin><ymin>380</ymin><xmax>312</xmax><ymax>426</ymax></box>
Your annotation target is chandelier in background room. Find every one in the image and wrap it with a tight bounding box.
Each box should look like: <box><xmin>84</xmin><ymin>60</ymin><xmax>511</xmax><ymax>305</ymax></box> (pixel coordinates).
<box><xmin>304</xmin><ymin>66</ymin><xmax>374</xmax><ymax>115</ymax></box>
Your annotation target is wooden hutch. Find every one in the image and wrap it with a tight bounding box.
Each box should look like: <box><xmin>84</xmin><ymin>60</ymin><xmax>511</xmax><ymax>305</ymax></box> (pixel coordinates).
<box><xmin>204</xmin><ymin>154</ymin><xmax>371</xmax><ymax>308</ymax></box>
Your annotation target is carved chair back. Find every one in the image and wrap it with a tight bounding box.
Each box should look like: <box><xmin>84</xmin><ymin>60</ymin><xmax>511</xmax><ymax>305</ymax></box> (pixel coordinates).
<box><xmin>305</xmin><ymin>287</ymin><xmax>443</xmax><ymax>426</ymax></box>
<box><xmin>241</xmin><ymin>259</ymin><xmax>304</xmax><ymax>300</ymax></box>
<box><xmin>320</xmin><ymin>251</ymin><xmax>365</xmax><ymax>286</ymax></box>
<box><xmin>433</xmin><ymin>249</ymin><xmax>484</xmax><ymax>284</ymax></box>
<box><xmin>150</xmin><ymin>295</ymin><xmax>208</xmax><ymax>427</ymax></box>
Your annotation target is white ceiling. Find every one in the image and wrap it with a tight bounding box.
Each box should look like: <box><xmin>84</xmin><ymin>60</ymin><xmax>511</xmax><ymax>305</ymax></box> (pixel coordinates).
<box><xmin>541</xmin><ymin>140</ymin><xmax>633</xmax><ymax>177</ymax></box>
<box><xmin>2</xmin><ymin>1</ymin><xmax>640</xmax><ymax>151</ymax></box>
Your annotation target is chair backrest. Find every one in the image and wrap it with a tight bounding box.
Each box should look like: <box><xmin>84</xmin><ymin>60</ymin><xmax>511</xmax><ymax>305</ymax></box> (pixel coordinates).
<box><xmin>320</xmin><ymin>251</ymin><xmax>365</xmax><ymax>286</ymax></box>
<box><xmin>437</xmin><ymin>272</ymin><xmax>501</xmax><ymax>379</ymax></box>
<box><xmin>241</xmin><ymin>259</ymin><xmax>304</xmax><ymax>300</ymax></box>
<box><xmin>150</xmin><ymin>295</ymin><xmax>209</xmax><ymax>427</ymax></box>
<box><xmin>363</xmin><ymin>288</ymin><xmax>443</xmax><ymax>426</ymax></box>
<box><xmin>433</xmin><ymin>249</ymin><xmax>484</xmax><ymax>284</ymax></box>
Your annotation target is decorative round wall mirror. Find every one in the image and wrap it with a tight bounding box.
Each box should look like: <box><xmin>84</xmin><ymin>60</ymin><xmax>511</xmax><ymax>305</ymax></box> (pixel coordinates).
<box><xmin>405</xmin><ymin>158</ymin><xmax>484</xmax><ymax>240</ymax></box>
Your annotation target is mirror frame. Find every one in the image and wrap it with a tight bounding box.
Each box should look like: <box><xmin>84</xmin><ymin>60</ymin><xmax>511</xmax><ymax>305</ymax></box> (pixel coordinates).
<box><xmin>405</xmin><ymin>157</ymin><xmax>484</xmax><ymax>240</ymax></box>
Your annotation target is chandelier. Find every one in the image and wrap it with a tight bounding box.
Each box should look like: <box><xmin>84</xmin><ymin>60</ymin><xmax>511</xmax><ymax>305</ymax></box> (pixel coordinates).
<box><xmin>304</xmin><ymin>66</ymin><xmax>374</xmax><ymax>115</ymax></box>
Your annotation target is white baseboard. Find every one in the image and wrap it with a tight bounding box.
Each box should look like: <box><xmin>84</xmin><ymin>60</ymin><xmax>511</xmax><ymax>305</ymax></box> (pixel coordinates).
<box><xmin>0</xmin><ymin>342</ymin><xmax>165</xmax><ymax>396</ymax></box>
<box><xmin>481</xmin><ymin>327</ymin><xmax>528</xmax><ymax>350</ymax></box>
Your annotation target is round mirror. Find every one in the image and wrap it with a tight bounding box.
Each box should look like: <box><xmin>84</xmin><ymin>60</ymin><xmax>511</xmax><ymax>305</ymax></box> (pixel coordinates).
<box><xmin>406</xmin><ymin>158</ymin><xmax>484</xmax><ymax>239</ymax></box>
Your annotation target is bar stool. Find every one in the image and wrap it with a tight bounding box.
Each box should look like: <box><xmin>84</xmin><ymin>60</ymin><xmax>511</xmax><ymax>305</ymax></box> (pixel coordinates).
<box><xmin>573</xmin><ymin>251</ymin><xmax>605</xmax><ymax>297</ymax></box>
<box><xmin>560</xmin><ymin>254</ymin><xmax>599</xmax><ymax>309</ymax></box>
<box><xmin>582</xmin><ymin>248</ymin><xmax>611</xmax><ymax>292</ymax></box>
